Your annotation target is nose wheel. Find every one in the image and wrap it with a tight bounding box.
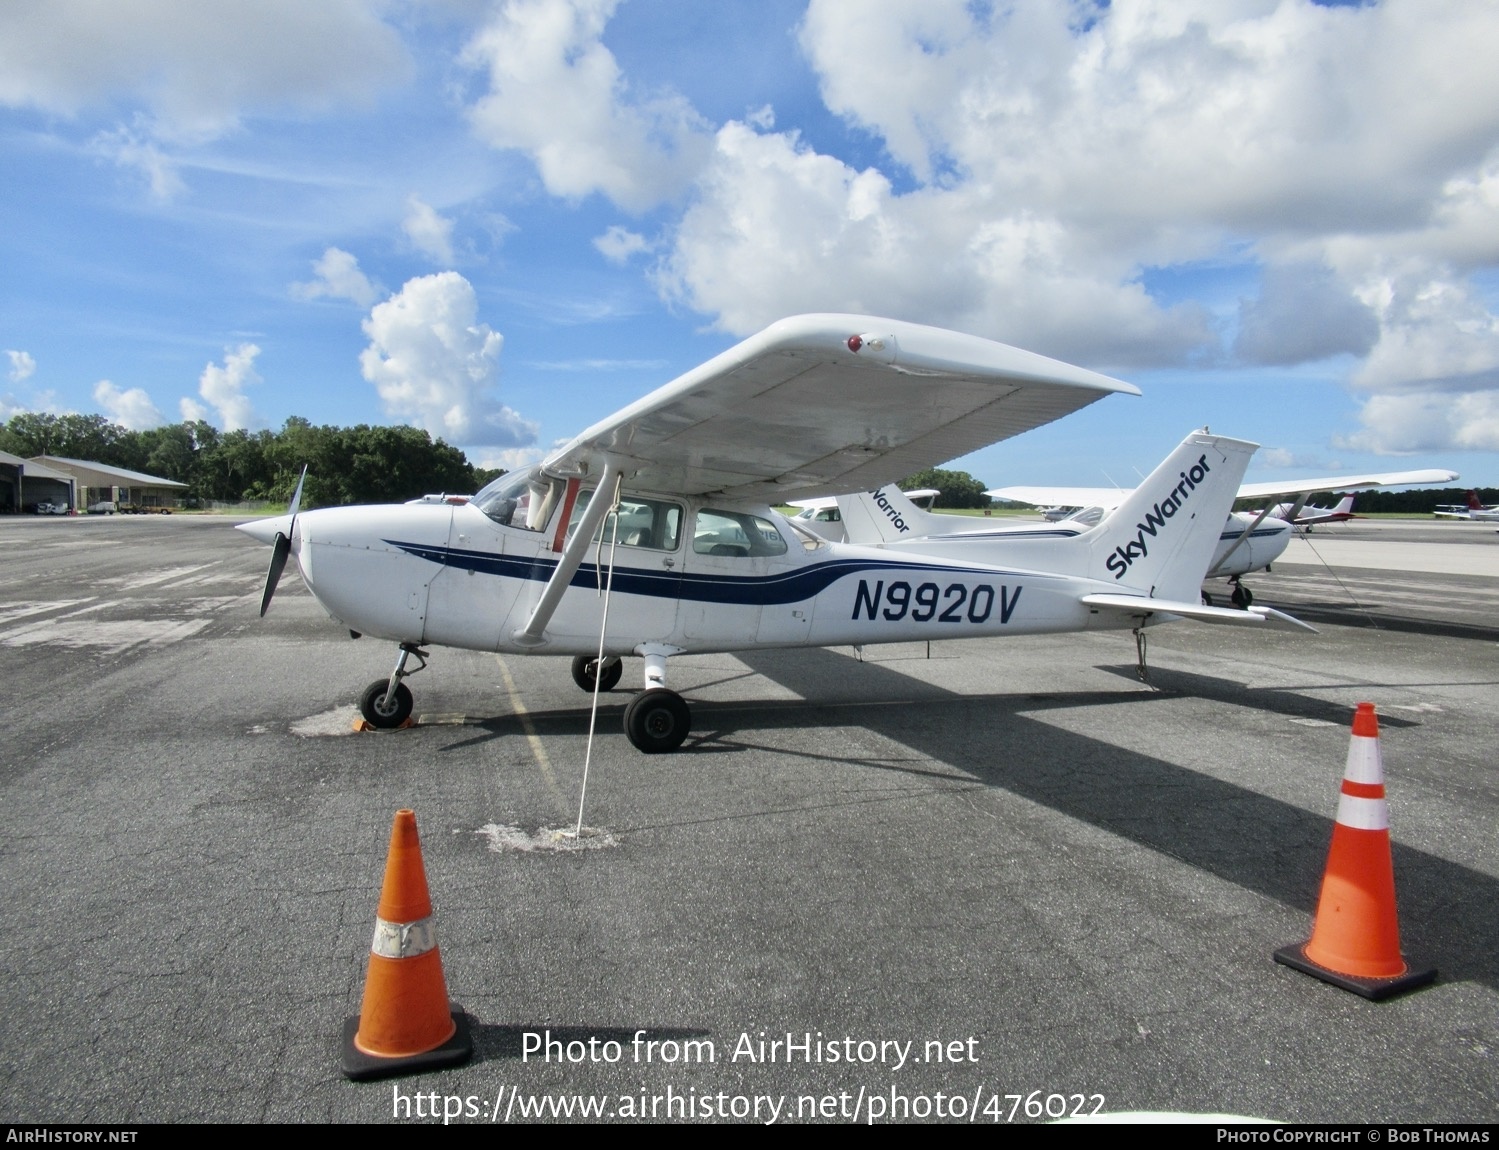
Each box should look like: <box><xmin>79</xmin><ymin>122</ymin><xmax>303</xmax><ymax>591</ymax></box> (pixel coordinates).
<box><xmin>571</xmin><ymin>654</ymin><xmax>623</xmax><ymax>693</ymax></box>
<box><xmin>1230</xmin><ymin>578</ymin><xmax>1254</xmax><ymax>608</ymax></box>
<box><xmin>359</xmin><ymin>680</ymin><xmax>413</xmax><ymax>728</ymax></box>
<box><xmin>357</xmin><ymin>642</ymin><xmax>427</xmax><ymax>729</ymax></box>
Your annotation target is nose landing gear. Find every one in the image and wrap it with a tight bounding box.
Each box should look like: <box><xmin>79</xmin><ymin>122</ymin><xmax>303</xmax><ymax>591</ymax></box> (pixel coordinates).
<box><xmin>570</xmin><ymin>654</ymin><xmax>623</xmax><ymax>693</ymax></box>
<box><xmin>358</xmin><ymin>642</ymin><xmax>428</xmax><ymax>729</ymax></box>
<box><xmin>1230</xmin><ymin>577</ymin><xmax>1254</xmax><ymax>609</ymax></box>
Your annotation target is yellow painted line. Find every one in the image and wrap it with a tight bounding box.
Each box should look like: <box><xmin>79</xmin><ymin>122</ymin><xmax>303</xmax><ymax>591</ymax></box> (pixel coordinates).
<box><xmin>494</xmin><ymin>655</ymin><xmax>571</xmax><ymax>819</ymax></box>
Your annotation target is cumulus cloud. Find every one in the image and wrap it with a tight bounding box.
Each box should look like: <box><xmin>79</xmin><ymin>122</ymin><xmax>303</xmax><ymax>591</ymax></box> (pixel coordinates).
<box><xmin>6</xmin><ymin>350</ymin><xmax>35</xmax><ymax>383</ymax></box>
<box><xmin>1254</xmin><ymin>448</ymin><xmax>1338</xmax><ymax>472</ymax></box>
<box><xmin>291</xmin><ymin>247</ymin><xmax>380</xmax><ymax>307</ymax></box>
<box><xmin>360</xmin><ymin>272</ymin><xmax>539</xmax><ymax>447</ymax></box>
<box><xmin>402</xmin><ymin>196</ymin><xmax>457</xmax><ymax>264</ymax></box>
<box><xmin>657</xmin><ymin>122</ymin><xmax>1213</xmax><ymax>365</ymax></box>
<box><xmin>93</xmin><ymin>381</ymin><xmax>165</xmax><ymax>430</ymax></box>
<box><xmin>472</xmin><ymin>446</ymin><xmax>547</xmax><ymax>472</ymax></box>
<box><xmin>1235</xmin><ymin>263</ymin><xmax>1380</xmax><ymax>366</ymax></box>
<box><xmin>593</xmin><ymin>225</ymin><xmax>649</xmax><ymax>264</ymax></box>
<box><xmin>0</xmin><ymin>1</ymin><xmax>408</xmax><ymax>133</ymax></box>
<box><xmin>462</xmin><ymin>0</ymin><xmax>712</xmax><ymax>211</ymax></box>
<box><xmin>193</xmin><ymin>344</ymin><xmax>262</xmax><ymax>431</ymax></box>
<box><xmin>0</xmin><ymin>0</ymin><xmax>410</xmax><ymax>199</ymax></box>
<box><xmin>1338</xmin><ymin>390</ymin><xmax>1499</xmax><ymax>455</ymax></box>
<box><xmin>90</xmin><ymin>122</ymin><xmax>187</xmax><ymax>201</ymax></box>
<box><xmin>456</xmin><ymin>0</ymin><xmax>1499</xmax><ymax>452</ymax></box>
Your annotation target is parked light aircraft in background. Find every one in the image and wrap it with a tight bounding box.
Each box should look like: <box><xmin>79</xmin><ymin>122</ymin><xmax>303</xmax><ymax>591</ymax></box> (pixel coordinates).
<box><xmin>1434</xmin><ymin>491</ymin><xmax>1499</xmax><ymax>521</ymax></box>
<box><xmin>1266</xmin><ymin>495</ymin><xmax>1354</xmax><ymax>527</ymax></box>
<box><xmin>240</xmin><ymin>314</ymin><xmax>1310</xmax><ymax>754</ymax></box>
<box><xmin>983</xmin><ymin>468</ymin><xmax>1457</xmax><ymax>606</ymax></box>
<box><xmin>787</xmin><ymin>488</ymin><xmax>939</xmax><ymax>543</ymax></box>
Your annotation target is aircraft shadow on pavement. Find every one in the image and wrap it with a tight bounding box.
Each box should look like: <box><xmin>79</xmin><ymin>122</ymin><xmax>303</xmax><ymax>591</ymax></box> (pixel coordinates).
<box><xmin>1262</xmin><ymin>599</ymin><xmax>1499</xmax><ymax>645</ymax></box>
<box><xmin>723</xmin><ymin>646</ymin><xmax>1499</xmax><ymax>992</ymax></box>
<box><xmin>1094</xmin><ymin>664</ymin><xmax>1424</xmax><ymax>729</ymax></box>
<box><xmin>439</xmin><ymin>646</ymin><xmax>1496</xmax><ymax>991</ymax></box>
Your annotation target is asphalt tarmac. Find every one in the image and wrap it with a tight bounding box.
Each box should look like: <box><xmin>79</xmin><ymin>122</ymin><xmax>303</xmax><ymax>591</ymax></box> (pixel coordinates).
<box><xmin>1</xmin><ymin>514</ymin><xmax>1494</xmax><ymax>1124</ymax></box>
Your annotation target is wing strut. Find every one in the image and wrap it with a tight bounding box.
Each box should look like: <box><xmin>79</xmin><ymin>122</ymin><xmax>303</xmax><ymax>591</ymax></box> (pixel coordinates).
<box><xmin>512</xmin><ymin>462</ymin><xmax>621</xmax><ymax>647</ymax></box>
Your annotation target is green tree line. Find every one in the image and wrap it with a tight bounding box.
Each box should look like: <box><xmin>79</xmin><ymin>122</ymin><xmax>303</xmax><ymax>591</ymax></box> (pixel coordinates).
<box><xmin>0</xmin><ymin>412</ymin><xmax>503</xmax><ymax>508</ymax></box>
<box><xmin>896</xmin><ymin>468</ymin><xmax>991</xmax><ymax>508</ymax></box>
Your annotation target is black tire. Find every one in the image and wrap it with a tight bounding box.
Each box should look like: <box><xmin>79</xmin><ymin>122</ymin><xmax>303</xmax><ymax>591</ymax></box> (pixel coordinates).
<box><xmin>623</xmin><ymin>688</ymin><xmax>690</xmax><ymax>754</ymax></box>
<box><xmin>571</xmin><ymin>654</ymin><xmax>623</xmax><ymax>693</ymax></box>
<box><xmin>1201</xmin><ymin>592</ymin><xmax>1214</xmax><ymax>607</ymax></box>
<box><xmin>1231</xmin><ymin>583</ymin><xmax>1253</xmax><ymax>609</ymax></box>
<box><xmin>359</xmin><ymin>680</ymin><xmax>413</xmax><ymax>728</ymax></box>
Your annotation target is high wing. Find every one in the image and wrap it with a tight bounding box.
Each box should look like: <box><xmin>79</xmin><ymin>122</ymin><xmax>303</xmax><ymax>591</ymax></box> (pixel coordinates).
<box><xmin>540</xmin><ymin>314</ymin><xmax>1137</xmax><ymax>501</ymax></box>
<box><xmin>991</xmin><ymin>468</ymin><xmax>1460</xmax><ymax>512</ymax></box>
<box><xmin>1235</xmin><ymin>469</ymin><xmax>1458</xmax><ymax>501</ymax></box>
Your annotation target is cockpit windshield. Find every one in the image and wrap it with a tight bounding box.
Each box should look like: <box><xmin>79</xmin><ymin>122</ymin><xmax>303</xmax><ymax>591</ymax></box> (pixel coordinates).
<box><xmin>472</xmin><ymin>469</ymin><xmax>565</xmax><ymax>531</ymax></box>
<box><xmin>1062</xmin><ymin>505</ymin><xmax>1107</xmax><ymax>529</ymax></box>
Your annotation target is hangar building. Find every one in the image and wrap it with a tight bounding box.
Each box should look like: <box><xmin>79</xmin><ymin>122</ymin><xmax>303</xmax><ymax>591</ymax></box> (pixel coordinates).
<box><xmin>1</xmin><ymin>451</ymin><xmax>78</xmax><ymax>512</ymax></box>
<box><xmin>31</xmin><ymin>457</ymin><xmax>188</xmax><ymax>512</ymax></box>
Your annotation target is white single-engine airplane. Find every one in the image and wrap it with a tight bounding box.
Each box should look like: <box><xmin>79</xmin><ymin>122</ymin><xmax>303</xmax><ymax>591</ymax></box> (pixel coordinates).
<box><xmin>240</xmin><ymin>314</ymin><xmax>1311</xmax><ymax>753</ymax></box>
<box><xmin>1434</xmin><ymin>491</ymin><xmax>1499</xmax><ymax>521</ymax></box>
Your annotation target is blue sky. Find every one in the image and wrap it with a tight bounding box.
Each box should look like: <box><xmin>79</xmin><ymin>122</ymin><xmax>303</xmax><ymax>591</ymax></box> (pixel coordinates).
<box><xmin>3</xmin><ymin>0</ymin><xmax>1498</xmax><ymax>488</ymax></box>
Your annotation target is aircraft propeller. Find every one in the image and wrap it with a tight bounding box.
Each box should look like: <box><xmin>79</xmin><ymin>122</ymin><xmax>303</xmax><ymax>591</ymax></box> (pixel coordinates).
<box><xmin>259</xmin><ymin>466</ymin><xmax>307</xmax><ymax>617</ymax></box>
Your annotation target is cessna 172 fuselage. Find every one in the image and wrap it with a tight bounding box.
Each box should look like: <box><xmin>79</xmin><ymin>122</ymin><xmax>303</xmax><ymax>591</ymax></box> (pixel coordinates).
<box><xmin>240</xmin><ymin>314</ymin><xmax>1309</xmax><ymax>753</ymax></box>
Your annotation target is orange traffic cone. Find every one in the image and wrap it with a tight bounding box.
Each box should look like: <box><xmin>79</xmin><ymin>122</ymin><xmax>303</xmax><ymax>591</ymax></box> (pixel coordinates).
<box><xmin>1274</xmin><ymin>703</ymin><xmax>1435</xmax><ymax>1000</ymax></box>
<box><xmin>341</xmin><ymin>810</ymin><xmax>472</xmax><ymax>1079</ymax></box>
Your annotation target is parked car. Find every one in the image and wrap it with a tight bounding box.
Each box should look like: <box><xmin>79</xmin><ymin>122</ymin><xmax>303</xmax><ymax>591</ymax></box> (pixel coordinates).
<box><xmin>33</xmin><ymin>502</ymin><xmax>69</xmax><ymax>515</ymax></box>
<box><xmin>87</xmin><ymin>500</ymin><xmax>117</xmax><ymax>514</ymax></box>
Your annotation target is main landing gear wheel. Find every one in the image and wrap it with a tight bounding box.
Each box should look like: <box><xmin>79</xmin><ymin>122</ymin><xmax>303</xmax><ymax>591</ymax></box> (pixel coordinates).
<box><xmin>623</xmin><ymin>688</ymin><xmax>690</xmax><ymax>754</ymax></box>
<box><xmin>359</xmin><ymin>680</ymin><xmax>413</xmax><ymax>728</ymax></box>
<box><xmin>571</xmin><ymin>654</ymin><xmax>623</xmax><ymax>693</ymax></box>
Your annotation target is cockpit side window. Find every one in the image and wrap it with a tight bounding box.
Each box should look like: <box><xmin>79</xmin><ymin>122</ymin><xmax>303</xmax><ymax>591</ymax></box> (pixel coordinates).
<box><xmin>694</xmin><ymin>509</ymin><xmax>788</xmax><ymax>557</ymax></box>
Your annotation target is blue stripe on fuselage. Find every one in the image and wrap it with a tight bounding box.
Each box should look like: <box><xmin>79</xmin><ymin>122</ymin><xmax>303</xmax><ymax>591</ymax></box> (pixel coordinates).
<box><xmin>1217</xmin><ymin>528</ymin><xmax>1286</xmax><ymax>540</ymax></box>
<box><xmin>385</xmin><ymin>540</ymin><xmax>1028</xmax><ymax>607</ymax></box>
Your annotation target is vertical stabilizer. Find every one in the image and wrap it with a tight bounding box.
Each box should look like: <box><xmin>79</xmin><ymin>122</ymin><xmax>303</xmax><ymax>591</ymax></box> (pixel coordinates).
<box><xmin>1086</xmin><ymin>432</ymin><xmax>1257</xmax><ymax>601</ymax></box>
<box><xmin>836</xmin><ymin>485</ymin><xmax>948</xmax><ymax>544</ymax></box>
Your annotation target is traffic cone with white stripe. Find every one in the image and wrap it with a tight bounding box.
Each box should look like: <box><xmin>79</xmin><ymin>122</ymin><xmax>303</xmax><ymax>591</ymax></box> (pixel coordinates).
<box><xmin>1274</xmin><ymin>703</ymin><xmax>1435</xmax><ymax>1000</ymax></box>
<box><xmin>340</xmin><ymin>809</ymin><xmax>472</xmax><ymax>1079</ymax></box>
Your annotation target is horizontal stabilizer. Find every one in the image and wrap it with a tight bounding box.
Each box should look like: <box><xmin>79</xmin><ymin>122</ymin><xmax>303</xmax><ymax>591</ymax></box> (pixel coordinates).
<box><xmin>1081</xmin><ymin>593</ymin><xmax>1317</xmax><ymax>632</ymax></box>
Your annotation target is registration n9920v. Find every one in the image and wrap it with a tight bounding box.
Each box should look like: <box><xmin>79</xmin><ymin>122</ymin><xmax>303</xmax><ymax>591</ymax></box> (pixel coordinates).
<box><xmin>851</xmin><ymin>579</ymin><xmax>1022</xmax><ymax>625</ymax></box>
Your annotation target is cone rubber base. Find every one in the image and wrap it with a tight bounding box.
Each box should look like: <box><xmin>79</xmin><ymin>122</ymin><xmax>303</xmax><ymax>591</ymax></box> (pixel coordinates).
<box><xmin>1274</xmin><ymin>943</ymin><xmax>1436</xmax><ymax>1001</ymax></box>
<box><xmin>340</xmin><ymin>1006</ymin><xmax>472</xmax><ymax>1081</ymax></box>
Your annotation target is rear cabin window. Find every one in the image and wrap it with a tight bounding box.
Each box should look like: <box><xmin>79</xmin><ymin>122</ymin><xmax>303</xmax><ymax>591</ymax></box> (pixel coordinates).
<box><xmin>694</xmin><ymin>510</ymin><xmax>788</xmax><ymax>557</ymax></box>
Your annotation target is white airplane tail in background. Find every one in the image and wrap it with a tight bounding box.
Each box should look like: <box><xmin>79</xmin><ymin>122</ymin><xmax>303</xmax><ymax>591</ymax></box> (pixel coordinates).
<box><xmin>835</xmin><ymin>485</ymin><xmax>948</xmax><ymax>543</ymax></box>
<box><xmin>1084</xmin><ymin>431</ymin><xmax>1255</xmax><ymax>602</ymax></box>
